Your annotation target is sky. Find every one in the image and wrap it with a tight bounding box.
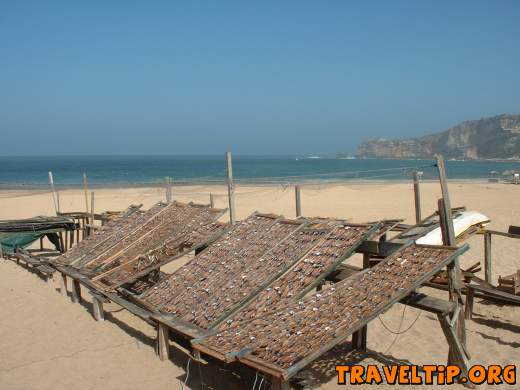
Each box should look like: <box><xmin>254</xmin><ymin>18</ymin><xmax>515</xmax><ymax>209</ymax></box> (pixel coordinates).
<box><xmin>1</xmin><ymin>1</ymin><xmax>519</xmax><ymax>156</ymax></box>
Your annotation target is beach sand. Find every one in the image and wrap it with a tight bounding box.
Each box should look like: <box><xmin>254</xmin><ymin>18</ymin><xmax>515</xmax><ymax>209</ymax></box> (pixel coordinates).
<box><xmin>0</xmin><ymin>181</ymin><xmax>519</xmax><ymax>389</ymax></box>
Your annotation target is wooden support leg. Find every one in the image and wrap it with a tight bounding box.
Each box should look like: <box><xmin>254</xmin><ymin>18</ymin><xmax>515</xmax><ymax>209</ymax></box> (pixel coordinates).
<box><xmin>71</xmin><ymin>279</ymin><xmax>82</xmax><ymax>303</ymax></box>
<box><xmin>437</xmin><ymin>313</ymin><xmax>474</xmax><ymax>388</ymax></box>
<box><xmin>156</xmin><ymin>323</ymin><xmax>170</xmax><ymax>361</ymax></box>
<box><xmin>40</xmin><ymin>236</ymin><xmax>44</xmax><ymax>251</ymax></box>
<box><xmin>59</xmin><ymin>273</ymin><xmax>68</xmax><ymax>297</ymax></box>
<box><xmin>464</xmin><ymin>287</ymin><xmax>474</xmax><ymax>320</ymax></box>
<box><xmin>58</xmin><ymin>232</ymin><xmax>65</xmax><ymax>253</ymax></box>
<box><xmin>92</xmin><ymin>297</ymin><xmax>105</xmax><ymax>322</ymax></box>
<box><xmin>352</xmin><ymin>326</ymin><xmax>367</xmax><ymax>351</ymax></box>
<box><xmin>271</xmin><ymin>376</ymin><xmax>290</xmax><ymax>390</ymax></box>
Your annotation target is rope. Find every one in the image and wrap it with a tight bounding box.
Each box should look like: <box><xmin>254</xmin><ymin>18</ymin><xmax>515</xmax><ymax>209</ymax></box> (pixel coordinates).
<box><xmin>179</xmin><ymin>357</ymin><xmax>191</xmax><ymax>390</ymax></box>
<box><xmin>378</xmin><ymin>307</ymin><xmax>422</xmax><ymax>335</ymax></box>
<box><xmin>252</xmin><ymin>372</ymin><xmax>259</xmax><ymax>390</ymax></box>
<box><xmin>380</xmin><ymin>304</ymin><xmax>421</xmax><ymax>355</ymax></box>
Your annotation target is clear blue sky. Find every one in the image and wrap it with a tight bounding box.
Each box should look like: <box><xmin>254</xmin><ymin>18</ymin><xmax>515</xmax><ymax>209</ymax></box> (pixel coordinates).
<box><xmin>1</xmin><ymin>1</ymin><xmax>519</xmax><ymax>156</ymax></box>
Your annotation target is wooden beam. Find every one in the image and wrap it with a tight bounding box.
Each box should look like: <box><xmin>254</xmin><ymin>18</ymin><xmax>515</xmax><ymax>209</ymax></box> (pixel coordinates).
<box><xmin>226</xmin><ymin>151</ymin><xmax>236</xmax><ymax>225</ymax></box>
<box><xmin>209</xmin><ymin>193</ymin><xmax>215</xmax><ymax>208</ymax></box>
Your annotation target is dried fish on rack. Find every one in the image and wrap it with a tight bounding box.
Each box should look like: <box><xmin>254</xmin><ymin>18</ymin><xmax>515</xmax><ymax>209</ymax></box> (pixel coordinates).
<box><xmin>92</xmin><ymin>208</ymin><xmax>228</xmax><ymax>290</ymax></box>
<box><xmin>216</xmin><ymin>223</ymin><xmax>376</xmax><ymax>327</ymax></box>
<box><xmin>54</xmin><ymin>202</ymin><xmax>166</xmax><ymax>267</ymax></box>
<box><xmin>75</xmin><ymin>201</ymin><xmax>190</xmax><ymax>271</ymax></box>
<box><xmin>84</xmin><ymin>203</ymin><xmax>221</xmax><ymax>275</ymax></box>
<box><xmin>196</xmin><ymin>243</ymin><xmax>467</xmax><ymax>374</ymax></box>
<box><xmin>52</xmin><ymin>204</ymin><xmax>145</xmax><ymax>264</ymax></box>
<box><xmin>141</xmin><ymin>213</ymin><xmax>310</xmax><ymax>329</ymax></box>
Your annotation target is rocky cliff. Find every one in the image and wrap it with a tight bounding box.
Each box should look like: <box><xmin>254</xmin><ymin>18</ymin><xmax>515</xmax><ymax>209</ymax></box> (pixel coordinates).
<box><xmin>356</xmin><ymin>114</ymin><xmax>520</xmax><ymax>160</ymax></box>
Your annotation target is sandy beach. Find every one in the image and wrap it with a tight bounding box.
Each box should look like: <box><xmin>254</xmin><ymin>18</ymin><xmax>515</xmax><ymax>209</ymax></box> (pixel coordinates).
<box><xmin>0</xmin><ymin>181</ymin><xmax>519</xmax><ymax>389</ymax></box>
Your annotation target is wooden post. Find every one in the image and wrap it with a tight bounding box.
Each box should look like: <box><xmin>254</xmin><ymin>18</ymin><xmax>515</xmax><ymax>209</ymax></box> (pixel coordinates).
<box><xmin>352</xmin><ymin>253</ymin><xmax>370</xmax><ymax>351</ymax></box>
<box><xmin>71</xmin><ymin>279</ymin><xmax>82</xmax><ymax>303</ymax></box>
<box><xmin>209</xmin><ymin>193</ymin><xmax>215</xmax><ymax>208</ymax></box>
<box><xmin>435</xmin><ymin>156</ymin><xmax>455</xmax><ymax>241</ymax></box>
<box><xmin>0</xmin><ymin>243</ymin><xmax>3</xmax><ymax>260</ymax></box>
<box><xmin>225</xmin><ymin>151</ymin><xmax>236</xmax><ymax>225</ymax></box>
<box><xmin>438</xmin><ymin>198</ymin><xmax>469</xmax><ymax>366</ymax></box>
<box><xmin>412</xmin><ymin>171</ymin><xmax>422</xmax><ymax>223</ymax></box>
<box><xmin>56</xmin><ymin>191</ymin><xmax>61</xmax><ymax>214</ymax></box>
<box><xmin>90</xmin><ymin>191</ymin><xmax>95</xmax><ymax>236</ymax></box>
<box><xmin>165</xmin><ymin>176</ymin><xmax>172</xmax><ymax>204</ymax></box>
<box><xmin>271</xmin><ymin>377</ymin><xmax>290</xmax><ymax>390</ymax></box>
<box><xmin>484</xmin><ymin>231</ymin><xmax>492</xmax><ymax>283</ymax></box>
<box><xmin>92</xmin><ymin>297</ymin><xmax>105</xmax><ymax>322</ymax></box>
<box><xmin>48</xmin><ymin>171</ymin><xmax>59</xmax><ymax>215</ymax></box>
<box><xmin>59</xmin><ymin>273</ymin><xmax>68</xmax><ymax>297</ymax></box>
<box><xmin>295</xmin><ymin>185</ymin><xmax>302</xmax><ymax>217</ymax></box>
<box><xmin>82</xmin><ymin>173</ymin><xmax>89</xmax><ymax>216</ymax></box>
<box><xmin>464</xmin><ymin>287</ymin><xmax>474</xmax><ymax>320</ymax></box>
<box><xmin>156</xmin><ymin>323</ymin><xmax>170</xmax><ymax>361</ymax></box>
<box><xmin>58</xmin><ymin>232</ymin><xmax>65</xmax><ymax>253</ymax></box>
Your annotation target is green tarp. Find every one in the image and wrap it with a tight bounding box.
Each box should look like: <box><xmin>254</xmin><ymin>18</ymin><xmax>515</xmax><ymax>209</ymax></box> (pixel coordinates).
<box><xmin>0</xmin><ymin>232</ymin><xmax>43</xmax><ymax>254</ymax></box>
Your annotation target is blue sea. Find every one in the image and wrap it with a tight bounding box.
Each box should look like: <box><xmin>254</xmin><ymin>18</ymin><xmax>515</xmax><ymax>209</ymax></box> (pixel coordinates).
<box><xmin>0</xmin><ymin>155</ymin><xmax>518</xmax><ymax>187</ymax></box>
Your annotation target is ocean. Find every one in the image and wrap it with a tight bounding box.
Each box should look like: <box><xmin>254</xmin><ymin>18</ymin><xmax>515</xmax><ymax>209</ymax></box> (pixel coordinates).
<box><xmin>0</xmin><ymin>155</ymin><xmax>518</xmax><ymax>187</ymax></box>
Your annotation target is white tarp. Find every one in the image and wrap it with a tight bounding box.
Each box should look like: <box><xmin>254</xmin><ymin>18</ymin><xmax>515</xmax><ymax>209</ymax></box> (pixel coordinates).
<box><xmin>416</xmin><ymin>211</ymin><xmax>490</xmax><ymax>245</ymax></box>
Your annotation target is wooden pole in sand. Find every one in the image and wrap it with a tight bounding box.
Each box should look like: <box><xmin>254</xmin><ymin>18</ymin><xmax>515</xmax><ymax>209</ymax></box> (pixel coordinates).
<box><xmin>90</xmin><ymin>191</ymin><xmax>95</xmax><ymax>236</ymax></box>
<box><xmin>209</xmin><ymin>193</ymin><xmax>215</xmax><ymax>208</ymax></box>
<box><xmin>295</xmin><ymin>185</ymin><xmax>302</xmax><ymax>217</ymax></box>
<box><xmin>435</xmin><ymin>154</ymin><xmax>468</xmax><ymax>368</ymax></box>
<box><xmin>226</xmin><ymin>152</ymin><xmax>236</xmax><ymax>225</ymax></box>
<box><xmin>82</xmin><ymin>173</ymin><xmax>89</xmax><ymax>216</ymax></box>
<box><xmin>412</xmin><ymin>171</ymin><xmax>422</xmax><ymax>223</ymax></box>
<box><xmin>484</xmin><ymin>231</ymin><xmax>492</xmax><ymax>283</ymax></box>
<box><xmin>165</xmin><ymin>176</ymin><xmax>172</xmax><ymax>204</ymax></box>
<box><xmin>48</xmin><ymin>171</ymin><xmax>59</xmax><ymax>215</ymax></box>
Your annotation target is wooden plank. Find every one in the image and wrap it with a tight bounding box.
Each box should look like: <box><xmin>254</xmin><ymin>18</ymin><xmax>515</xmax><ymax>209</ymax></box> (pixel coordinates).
<box><xmin>401</xmin><ymin>293</ymin><xmax>455</xmax><ymax>315</ymax></box>
<box><xmin>151</xmin><ymin>313</ymin><xmax>205</xmax><ymax>339</ymax></box>
<box><xmin>508</xmin><ymin>225</ymin><xmax>520</xmax><ymax>236</ymax></box>
<box><xmin>486</xmin><ymin>229</ymin><xmax>520</xmax><ymax>239</ymax></box>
